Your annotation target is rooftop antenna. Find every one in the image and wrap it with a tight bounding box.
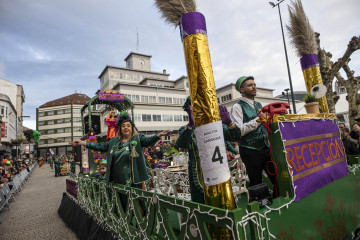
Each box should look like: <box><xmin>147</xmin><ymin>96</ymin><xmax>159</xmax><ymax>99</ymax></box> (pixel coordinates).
<box><xmin>136</xmin><ymin>27</ymin><xmax>139</xmax><ymax>52</ymax></box>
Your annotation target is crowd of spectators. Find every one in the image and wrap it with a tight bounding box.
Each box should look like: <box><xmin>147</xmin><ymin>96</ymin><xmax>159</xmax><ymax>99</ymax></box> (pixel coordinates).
<box><xmin>339</xmin><ymin>122</ymin><xmax>360</xmax><ymax>157</ymax></box>
<box><xmin>0</xmin><ymin>158</ymin><xmax>36</xmax><ymax>189</ymax></box>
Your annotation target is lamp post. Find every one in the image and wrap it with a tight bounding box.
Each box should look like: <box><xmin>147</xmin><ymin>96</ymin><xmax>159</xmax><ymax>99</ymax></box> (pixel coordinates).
<box><xmin>282</xmin><ymin>88</ymin><xmax>292</xmax><ymax>113</ymax></box>
<box><xmin>269</xmin><ymin>0</ymin><xmax>297</xmax><ymax>113</ymax></box>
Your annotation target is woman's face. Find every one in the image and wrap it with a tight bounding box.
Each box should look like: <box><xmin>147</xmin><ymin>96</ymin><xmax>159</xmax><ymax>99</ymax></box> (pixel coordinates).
<box><xmin>121</xmin><ymin>121</ymin><xmax>133</xmax><ymax>137</ymax></box>
<box><xmin>353</xmin><ymin>124</ymin><xmax>360</xmax><ymax>132</ymax></box>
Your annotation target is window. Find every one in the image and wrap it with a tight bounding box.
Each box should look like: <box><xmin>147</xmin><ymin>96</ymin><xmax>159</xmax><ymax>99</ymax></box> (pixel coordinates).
<box><xmin>73</xmin><ymin>108</ymin><xmax>81</xmax><ymax>114</ymax></box>
<box><xmin>0</xmin><ymin>106</ymin><xmax>4</xmax><ymax>117</ymax></box>
<box><xmin>57</xmin><ymin>128</ymin><xmax>65</xmax><ymax>133</ymax></box>
<box><xmin>47</xmin><ymin>120</ymin><xmax>54</xmax><ymax>125</ymax></box>
<box><xmin>142</xmin><ymin>114</ymin><xmax>151</xmax><ymax>122</ymax></box>
<box><xmin>38</xmin><ymin>112</ymin><xmax>45</xmax><ymax>117</ymax></box>
<box><xmin>5</xmin><ymin>107</ymin><xmax>7</xmax><ymax>116</ymax></box>
<box><xmin>164</xmin><ymin>135</ymin><xmax>171</xmax><ymax>141</ymax></box>
<box><xmin>38</xmin><ymin>130</ymin><xmax>46</xmax><ymax>135</ymax></box>
<box><xmin>141</xmin><ymin>96</ymin><xmax>149</xmax><ymax>103</ymax></box>
<box><xmin>221</xmin><ymin>94</ymin><xmax>232</xmax><ymax>103</ymax></box>
<box><xmin>159</xmin><ymin>97</ymin><xmax>172</xmax><ymax>104</ymax></box>
<box><xmin>48</xmin><ymin>139</ymin><xmax>54</xmax><ymax>144</ymax></box>
<box><xmin>163</xmin><ymin>115</ymin><xmax>173</xmax><ymax>121</ymax></box>
<box><xmin>47</xmin><ymin>129</ymin><xmax>54</xmax><ymax>134</ymax></box>
<box><xmin>152</xmin><ymin>115</ymin><xmax>161</xmax><ymax>121</ymax></box>
<box><xmin>186</xmin><ymin>82</ymin><xmax>189</xmax><ymax>88</ymax></box>
<box><xmin>65</xmin><ymin>137</ymin><xmax>72</xmax><ymax>142</ymax></box>
<box><xmin>73</xmin><ymin>117</ymin><xmax>82</xmax><ymax>123</ymax></box>
<box><xmin>65</xmin><ymin>109</ymin><xmax>71</xmax><ymax>114</ymax></box>
<box><xmin>183</xmin><ymin>115</ymin><xmax>189</xmax><ymax>121</ymax></box>
<box><xmin>38</xmin><ymin>121</ymin><xmax>45</xmax><ymax>126</ymax></box>
<box><xmin>74</xmin><ymin>127</ymin><xmax>82</xmax><ymax>132</ymax></box>
<box><xmin>57</xmin><ymin>109</ymin><xmax>64</xmax><ymax>114</ymax></box>
<box><xmin>4</xmin><ymin>126</ymin><xmax>7</xmax><ymax>138</ymax></box>
<box><xmin>134</xmin><ymin>114</ymin><xmax>142</xmax><ymax>122</ymax></box>
<box><xmin>65</xmin><ymin>128</ymin><xmax>71</xmax><ymax>133</ymax></box>
<box><xmin>39</xmin><ymin>140</ymin><xmax>45</xmax><ymax>145</ymax></box>
<box><xmin>57</xmin><ymin>119</ymin><xmax>64</xmax><ymax>124</ymax></box>
<box><xmin>64</xmin><ymin>118</ymin><xmax>71</xmax><ymax>123</ymax></box>
<box><xmin>48</xmin><ymin>111</ymin><xmax>54</xmax><ymax>116</ymax></box>
<box><xmin>174</xmin><ymin>115</ymin><xmax>183</xmax><ymax>121</ymax></box>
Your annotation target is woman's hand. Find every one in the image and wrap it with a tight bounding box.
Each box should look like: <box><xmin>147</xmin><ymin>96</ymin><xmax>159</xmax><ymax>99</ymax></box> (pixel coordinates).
<box><xmin>157</xmin><ymin>130</ymin><xmax>173</xmax><ymax>137</ymax></box>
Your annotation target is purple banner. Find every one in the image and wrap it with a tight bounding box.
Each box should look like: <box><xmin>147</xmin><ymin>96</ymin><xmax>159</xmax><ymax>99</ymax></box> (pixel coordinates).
<box><xmin>279</xmin><ymin>119</ymin><xmax>348</xmax><ymax>201</ymax></box>
<box><xmin>300</xmin><ymin>54</ymin><xmax>319</xmax><ymax>70</ymax></box>
<box><xmin>179</xmin><ymin>12</ymin><xmax>207</xmax><ymax>40</ymax></box>
<box><xmin>66</xmin><ymin>179</ymin><xmax>78</xmax><ymax>199</ymax></box>
<box><xmin>98</xmin><ymin>92</ymin><xmax>124</xmax><ymax>101</ymax></box>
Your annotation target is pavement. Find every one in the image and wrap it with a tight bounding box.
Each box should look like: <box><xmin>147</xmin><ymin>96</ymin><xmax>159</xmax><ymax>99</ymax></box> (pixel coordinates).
<box><xmin>0</xmin><ymin>163</ymin><xmax>78</xmax><ymax>240</ymax></box>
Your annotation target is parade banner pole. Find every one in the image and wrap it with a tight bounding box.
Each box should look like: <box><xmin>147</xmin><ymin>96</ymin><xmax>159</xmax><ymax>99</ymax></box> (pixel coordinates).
<box><xmin>155</xmin><ymin>1</ymin><xmax>235</xmax><ymax>239</ymax></box>
<box><xmin>287</xmin><ymin>0</ymin><xmax>329</xmax><ymax>113</ymax></box>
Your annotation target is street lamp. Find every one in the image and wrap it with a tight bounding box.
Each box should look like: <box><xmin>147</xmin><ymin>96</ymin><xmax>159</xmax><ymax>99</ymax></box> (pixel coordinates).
<box><xmin>282</xmin><ymin>88</ymin><xmax>292</xmax><ymax>113</ymax></box>
<box><xmin>269</xmin><ymin>0</ymin><xmax>297</xmax><ymax>113</ymax></box>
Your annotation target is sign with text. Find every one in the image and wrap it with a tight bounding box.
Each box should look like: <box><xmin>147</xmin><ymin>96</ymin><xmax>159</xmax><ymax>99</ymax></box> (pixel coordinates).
<box><xmin>98</xmin><ymin>92</ymin><xmax>124</xmax><ymax>101</ymax></box>
<box><xmin>194</xmin><ymin>121</ymin><xmax>230</xmax><ymax>186</ymax></box>
<box><xmin>280</xmin><ymin>119</ymin><xmax>348</xmax><ymax>201</ymax></box>
<box><xmin>25</xmin><ymin>144</ymin><xmax>30</xmax><ymax>154</ymax></box>
<box><xmin>1</xmin><ymin>122</ymin><xmax>5</xmax><ymax>138</ymax></box>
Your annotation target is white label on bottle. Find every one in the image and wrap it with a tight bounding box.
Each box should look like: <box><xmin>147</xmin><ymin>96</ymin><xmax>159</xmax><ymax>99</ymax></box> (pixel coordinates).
<box><xmin>194</xmin><ymin>121</ymin><xmax>230</xmax><ymax>186</ymax></box>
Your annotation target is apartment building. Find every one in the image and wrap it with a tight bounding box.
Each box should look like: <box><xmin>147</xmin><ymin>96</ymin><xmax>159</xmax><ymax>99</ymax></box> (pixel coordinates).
<box><xmin>36</xmin><ymin>93</ymin><xmax>90</xmax><ymax>157</ymax></box>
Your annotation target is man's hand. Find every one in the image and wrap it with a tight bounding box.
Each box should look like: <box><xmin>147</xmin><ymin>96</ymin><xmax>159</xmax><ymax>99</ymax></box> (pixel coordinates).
<box><xmin>70</xmin><ymin>140</ymin><xmax>85</xmax><ymax>146</ymax></box>
<box><xmin>258</xmin><ymin>110</ymin><xmax>267</xmax><ymax>119</ymax></box>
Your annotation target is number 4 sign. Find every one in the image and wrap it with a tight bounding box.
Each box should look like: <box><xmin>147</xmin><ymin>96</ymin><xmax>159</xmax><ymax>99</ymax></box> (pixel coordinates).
<box><xmin>195</xmin><ymin>121</ymin><xmax>231</xmax><ymax>186</ymax></box>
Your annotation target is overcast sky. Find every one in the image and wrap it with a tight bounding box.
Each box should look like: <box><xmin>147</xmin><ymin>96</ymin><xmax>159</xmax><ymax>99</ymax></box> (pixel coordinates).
<box><xmin>0</xmin><ymin>0</ymin><xmax>359</xmax><ymax>129</ymax></box>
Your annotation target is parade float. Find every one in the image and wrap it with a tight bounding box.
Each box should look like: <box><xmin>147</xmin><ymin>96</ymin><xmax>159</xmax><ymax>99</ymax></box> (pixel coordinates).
<box><xmin>58</xmin><ymin>1</ymin><xmax>360</xmax><ymax>239</ymax></box>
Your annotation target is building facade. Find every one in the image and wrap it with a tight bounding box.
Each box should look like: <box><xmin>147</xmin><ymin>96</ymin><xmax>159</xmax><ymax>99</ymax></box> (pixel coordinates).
<box><xmin>216</xmin><ymin>83</ymin><xmax>305</xmax><ymax>114</ymax></box>
<box><xmin>36</xmin><ymin>93</ymin><xmax>90</xmax><ymax>157</ymax></box>
<box><xmin>98</xmin><ymin>52</ymin><xmax>190</xmax><ymax>141</ymax></box>
<box><xmin>0</xmin><ymin>93</ymin><xmax>18</xmax><ymax>159</ymax></box>
<box><xmin>0</xmin><ymin>78</ymin><xmax>25</xmax><ymax>160</ymax></box>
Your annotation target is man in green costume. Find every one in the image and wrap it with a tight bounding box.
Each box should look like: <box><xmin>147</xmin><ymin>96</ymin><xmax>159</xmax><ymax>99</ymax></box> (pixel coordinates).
<box><xmin>176</xmin><ymin>97</ymin><xmax>241</xmax><ymax>204</ymax></box>
<box><xmin>230</xmin><ymin>76</ymin><xmax>276</xmax><ymax>188</ymax></box>
<box><xmin>54</xmin><ymin>157</ymin><xmax>61</xmax><ymax>177</ymax></box>
<box><xmin>49</xmin><ymin>156</ymin><xmax>53</xmax><ymax>169</ymax></box>
<box><xmin>70</xmin><ymin>159</ymin><xmax>76</xmax><ymax>173</ymax></box>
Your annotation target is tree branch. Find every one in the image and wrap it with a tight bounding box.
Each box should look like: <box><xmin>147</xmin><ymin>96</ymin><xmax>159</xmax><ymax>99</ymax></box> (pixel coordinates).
<box><xmin>329</xmin><ymin>36</ymin><xmax>360</xmax><ymax>81</ymax></box>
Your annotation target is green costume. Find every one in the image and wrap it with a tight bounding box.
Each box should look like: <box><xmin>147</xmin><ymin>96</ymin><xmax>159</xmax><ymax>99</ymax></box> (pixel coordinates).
<box><xmin>49</xmin><ymin>158</ymin><xmax>53</xmax><ymax>169</ymax></box>
<box><xmin>54</xmin><ymin>159</ymin><xmax>61</xmax><ymax>177</ymax></box>
<box><xmin>176</xmin><ymin>124</ymin><xmax>241</xmax><ymax>204</ymax></box>
<box><xmin>70</xmin><ymin>161</ymin><xmax>76</xmax><ymax>173</ymax></box>
<box><xmin>86</xmin><ymin>134</ymin><xmax>160</xmax><ymax>185</ymax></box>
<box><xmin>237</xmin><ymin>100</ymin><xmax>268</xmax><ymax>151</ymax></box>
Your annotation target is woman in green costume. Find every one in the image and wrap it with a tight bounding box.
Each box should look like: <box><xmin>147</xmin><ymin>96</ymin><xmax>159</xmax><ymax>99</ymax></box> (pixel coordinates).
<box><xmin>72</xmin><ymin>111</ymin><xmax>171</xmax><ymax>210</ymax></box>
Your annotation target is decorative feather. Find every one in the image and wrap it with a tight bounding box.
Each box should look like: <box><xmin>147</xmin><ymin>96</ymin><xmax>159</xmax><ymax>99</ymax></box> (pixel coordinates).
<box><xmin>286</xmin><ymin>0</ymin><xmax>317</xmax><ymax>57</ymax></box>
<box><xmin>154</xmin><ymin>0</ymin><xmax>197</xmax><ymax>27</ymax></box>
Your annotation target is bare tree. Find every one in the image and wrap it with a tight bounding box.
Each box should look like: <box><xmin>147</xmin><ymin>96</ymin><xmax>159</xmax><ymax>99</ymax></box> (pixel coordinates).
<box><xmin>316</xmin><ymin>33</ymin><xmax>360</xmax><ymax>127</ymax></box>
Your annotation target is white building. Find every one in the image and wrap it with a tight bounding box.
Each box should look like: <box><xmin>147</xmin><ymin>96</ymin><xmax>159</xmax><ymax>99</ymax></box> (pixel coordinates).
<box><xmin>98</xmin><ymin>52</ymin><xmax>190</xmax><ymax>141</ymax></box>
<box><xmin>0</xmin><ymin>93</ymin><xmax>18</xmax><ymax>159</ymax></box>
<box><xmin>216</xmin><ymin>83</ymin><xmax>305</xmax><ymax>114</ymax></box>
<box><xmin>36</xmin><ymin>93</ymin><xmax>90</xmax><ymax>157</ymax></box>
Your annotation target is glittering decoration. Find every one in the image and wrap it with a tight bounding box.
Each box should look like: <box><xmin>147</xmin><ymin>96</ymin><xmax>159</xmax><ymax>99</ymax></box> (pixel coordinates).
<box><xmin>182</xmin><ymin>33</ymin><xmax>220</xmax><ymax>127</ymax></box>
<box><xmin>302</xmin><ymin>61</ymin><xmax>329</xmax><ymax>113</ymax></box>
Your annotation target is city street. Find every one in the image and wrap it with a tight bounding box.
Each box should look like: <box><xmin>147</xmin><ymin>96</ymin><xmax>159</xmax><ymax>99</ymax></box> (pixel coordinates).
<box><xmin>0</xmin><ymin>163</ymin><xmax>77</xmax><ymax>240</ymax></box>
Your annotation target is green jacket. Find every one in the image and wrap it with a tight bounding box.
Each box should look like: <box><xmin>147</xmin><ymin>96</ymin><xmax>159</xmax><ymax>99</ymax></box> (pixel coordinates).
<box><xmin>86</xmin><ymin>134</ymin><xmax>160</xmax><ymax>185</ymax></box>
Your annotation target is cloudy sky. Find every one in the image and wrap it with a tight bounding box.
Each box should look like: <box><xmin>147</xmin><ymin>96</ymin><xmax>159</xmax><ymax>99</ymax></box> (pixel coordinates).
<box><xmin>0</xmin><ymin>0</ymin><xmax>359</xmax><ymax>129</ymax></box>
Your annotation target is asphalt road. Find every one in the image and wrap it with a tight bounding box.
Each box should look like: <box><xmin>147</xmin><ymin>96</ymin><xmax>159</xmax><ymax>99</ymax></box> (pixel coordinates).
<box><xmin>0</xmin><ymin>163</ymin><xmax>78</xmax><ymax>240</ymax></box>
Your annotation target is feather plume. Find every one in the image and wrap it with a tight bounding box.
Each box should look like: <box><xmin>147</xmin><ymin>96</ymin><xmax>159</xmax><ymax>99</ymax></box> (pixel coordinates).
<box><xmin>286</xmin><ymin>0</ymin><xmax>317</xmax><ymax>57</ymax></box>
<box><xmin>154</xmin><ymin>0</ymin><xmax>197</xmax><ymax>27</ymax></box>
